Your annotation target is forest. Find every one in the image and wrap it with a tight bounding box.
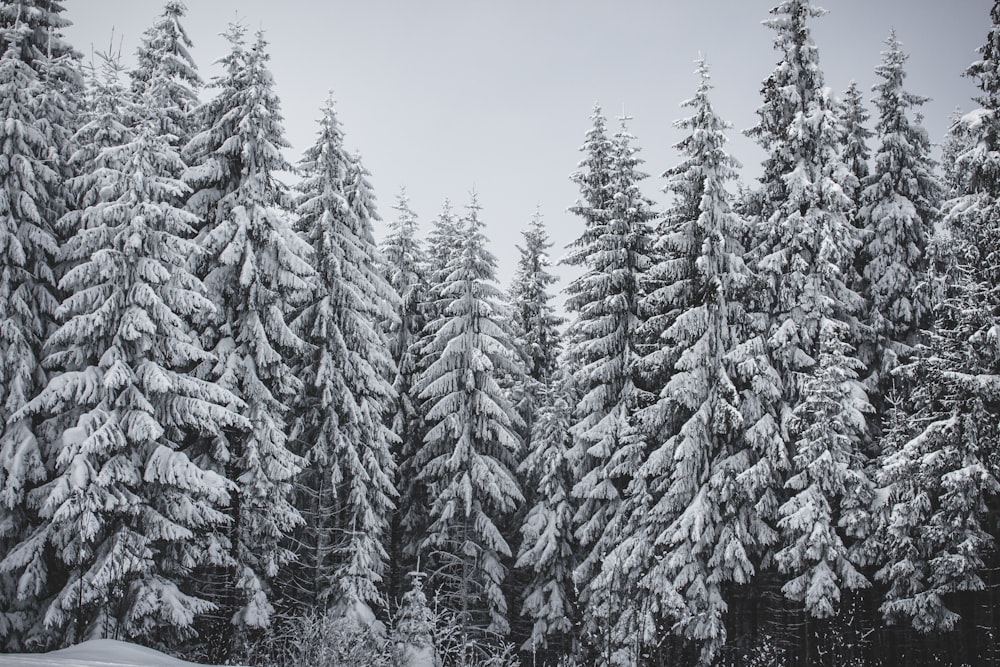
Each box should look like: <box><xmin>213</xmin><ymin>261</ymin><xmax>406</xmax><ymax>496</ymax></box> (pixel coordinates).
<box><xmin>1</xmin><ymin>0</ymin><xmax>999</xmax><ymax>666</ymax></box>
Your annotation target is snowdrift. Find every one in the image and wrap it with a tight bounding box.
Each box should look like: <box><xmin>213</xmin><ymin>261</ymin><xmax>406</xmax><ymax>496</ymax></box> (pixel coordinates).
<box><xmin>4</xmin><ymin>638</ymin><xmax>226</xmax><ymax>667</ymax></box>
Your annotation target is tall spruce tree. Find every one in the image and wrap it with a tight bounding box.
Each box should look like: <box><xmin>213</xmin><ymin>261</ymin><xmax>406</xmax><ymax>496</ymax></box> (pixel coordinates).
<box><xmin>1</xmin><ymin>58</ymin><xmax>244</xmax><ymax>646</ymax></box>
<box><xmin>182</xmin><ymin>26</ymin><xmax>312</xmax><ymax>652</ymax></box>
<box><xmin>564</xmin><ymin>112</ymin><xmax>656</xmax><ymax>664</ymax></box>
<box><xmin>129</xmin><ymin>0</ymin><xmax>201</xmax><ymax>154</ymax></box>
<box><xmin>857</xmin><ymin>31</ymin><xmax>941</xmax><ymax>397</ymax></box>
<box><xmin>289</xmin><ymin>96</ymin><xmax>398</xmax><ymax>614</ymax></box>
<box><xmin>516</xmin><ymin>367</ymin><xmax>578</xmax><ymax>659</ymax></box>
<box><xmin>413</xmin><ymin>195</ymin><xmax>523</xmax><ymax>652</ymax></box>
<box><xmin>871</xmin><ymin>2</ymin><xmax>1000</xmax><ymax>645</ymax></box>
<box><xmin>0</xmin><ymin>29</ymin><xmax>62</xmax><ymax>646</ymax></box>
<box><xmin>743</xmin><ymin>5</ymin><xmax>873</xmax><ymax>657</ymax></box>
<box><xmin>840</xmin><ymin>81</ymin><xmax>872</xmax><ymax>207</ymax></box>
<box><xmin>380</xmin><ymin>189</ymin><xmax>428</xmax><ymax>598</ymax></box>
<box><xmin>631</xmin><ymin>60</ymin><xmax>757</xmax><ymax>665</ymax></box>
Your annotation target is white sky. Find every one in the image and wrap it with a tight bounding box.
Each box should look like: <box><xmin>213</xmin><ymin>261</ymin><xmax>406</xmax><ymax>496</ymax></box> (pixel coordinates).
<box><xmin>65</xmin><ymin>1</ymin><xmax>991</xmax><ymax>298</ymax></box>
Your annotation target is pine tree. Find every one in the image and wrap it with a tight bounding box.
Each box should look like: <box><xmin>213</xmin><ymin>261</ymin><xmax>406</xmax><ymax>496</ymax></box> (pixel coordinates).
<box><xmin>182</xmin><ymin>26</ymin><xmax>311</xmax><ymax>650</ymax></box>
<box><xmin>775</xmin><ymin>320</ymin><xmax>872</xmax><ymax>619</ymax></box>
<box><xmin>564</xmin><ymin>112</ymin><xmax>656</xmax><ymax>664</ymax></box>
<box><xmin>414</xmin><ymin>195</ymin><xmax>523</xmax><ymax>651</ymax></box>
<box><xmin>631</xmin><ymin>60</ymin><xmax>758</xmax><ymax>665</ymax></box>
<box><xmin>392</xmin><ymin>571</ymin><xmax>437</xmax><ymax>667</ymax></box>
<box><xmin>508</xmin><ymin>209</ymin><xmax>563</xmax><ymax>448</ymax></box>
<box><xmin>858</xmin><ymin>31</ymin><xmax>941</xmax><ymax>396</ymax></box>
<box><xmin>743</xmin><ymin>0</ymin><xmax>867</xmax><ymax>572</ymax></box>
<box><xmin>0</xmin><ymin>0</ymin><xmax>82</xmax><ymax>250</ymax></box>
<box><xmin>516</xmin><ymin>367</ymin><xmax>578</xmax><ymax>659</ymax></box>
<box><xmin>871</xmin><ymin>1</ymin><xmax>1000</xmax><ymax>639</ymax></box>
<box><xmin>1</xmin><ymin>58</ymin><xmax>244</xmax><ymax>646</ymax></box>
<box><xmin>129</xmin><ymin>0</ymin><xmax>201</xmax><ymax>154</ymax></box>
<box><xmin>381</xmin><ymin>189</ymin><xmax>429</xmax><ymax>599</ymax></box>
<box><xmin>840</xmin><ymin>81</ymin><xmax>872</xmax><ymax>207</ymax></box>
<box><xmin>402</xmin><ymin>199</ymin><xmax>464</xmax><ymax>570</ymax></box>
<box><xmin>290</xmin><ymin>96</ymin><xmax>398</xmax><ymax>614</ymax></box>
<box><xmin>0</xmin><ymin>30</ymin><xmax>61</xmax><ymax>647</ymax></box>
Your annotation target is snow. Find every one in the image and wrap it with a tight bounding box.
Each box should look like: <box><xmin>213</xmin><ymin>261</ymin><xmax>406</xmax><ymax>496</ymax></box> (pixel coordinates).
<box><xmin>3</xmin><ymin>639</ymin><xmax>234</xmax><ymax>667</ymax></box>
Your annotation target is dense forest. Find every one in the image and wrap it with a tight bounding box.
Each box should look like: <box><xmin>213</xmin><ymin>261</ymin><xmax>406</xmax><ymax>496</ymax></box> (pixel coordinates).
<box><xmin>1</xmin><ymin>1</ymin><xmax>999</xmax><ymax>666</ymax></box>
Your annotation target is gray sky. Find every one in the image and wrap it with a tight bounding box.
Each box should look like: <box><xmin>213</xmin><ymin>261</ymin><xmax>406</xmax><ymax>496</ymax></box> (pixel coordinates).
<box><xmin>66</xmin><ymin>1</ymin><xmax>991</xmax><ymax>298</ymax></box>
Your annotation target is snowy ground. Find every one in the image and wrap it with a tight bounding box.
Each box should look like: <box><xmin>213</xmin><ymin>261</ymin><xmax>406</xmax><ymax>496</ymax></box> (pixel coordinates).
<box><xmin>4</xmin><ymin>639</ymin><xmax>226</xmax><ymax>666</ymax></box>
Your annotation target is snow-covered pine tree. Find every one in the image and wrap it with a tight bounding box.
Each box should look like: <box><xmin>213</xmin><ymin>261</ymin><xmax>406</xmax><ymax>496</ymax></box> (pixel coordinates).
<box><xmin>743</xmin><ymin>1</ymin><xmax>871</xmax><ymax>652</ymax></box>
<box><xmin>515</xmin><ymin>367</ymin><xmax>578</xmax><ymax>660</ymax></box>
<box><xmin>182</xmin><ymin>26</ymin><xmax>312</xmax><ymax>655</ymax></box>
<box><xmin>840</xmin><ymin>81</ymin><xmax>872</xmax><ymax>207</ymax></box>
<box><xmin>870</xmin><ymin>3</ymin><xmax>1000</xmax><ymax>649</ymax></box>
<box><xmin>564</xmin><ymin>112</ymin><xmax>656</xmax><ymax>665</ymax></box>
<box><xmin>630</xmin><ymin>59</ymin><xmax>757</xmax><ymax>665</ymax></box>
<box><xmin>290</xmin><ymin>96</ymin><xmax>398</xmax><ymax>615</ymax></box>
<box><xmin>393</xmin><ymin>571</ymin><xmax>437</xmax><ymax>667</ymax></box>
<box><xmin>509</xmin><ymin>207</ymin><xmax>564</xmax><ymax>399</ymax></box>
<box><xmin>0</xmin><ymin>0</ymin><xmax>82</xmax><ymax>251</ymax></box>
<box><xmin>381</xmin><ymin>189</ymin><xmax>429</xmax><ymax>599</ymax></box>
<box><xmin>401</xmin><ymin>199</ymin><xmax>464</xmax><ymax>569</ymax></box>
<box><xmin>0</xmin><ymin>57</ymin><xmax>245</xmax><ymax>647</ymax></box>
<box><xmin>0</xmin><ymin>28</ymin><xmax>62</xmax><ymax>647</ymax></box>
<box><xmin>775</xmin><ymin>319</ymin><xmax>872</xmax><ymax>619</ymax></box>
<box><xmin>413</xmin><ymin>194</ymin><xmax>523</xmax><ymax>653</ymax></box>
<box><xmin>129</xmin><ymin>0</ymin><xmax>201</xmax><ymax>155</ymax></box>
<box><xmin>508</xmin><ymin>208</ymin><xmax>563</xmax><ymax>464</ymax></box>
<box><xmin>857</xmin><ymin>31</ymin><xmax>941</xmax><ymax>399</ymax></box>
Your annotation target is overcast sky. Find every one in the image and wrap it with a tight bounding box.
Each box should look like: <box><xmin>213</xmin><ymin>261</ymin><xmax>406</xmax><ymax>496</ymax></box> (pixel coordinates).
<box><xmin>65</xmin><ymin>1</ymin><xmax>991</xmax><ymax>296</ymax></box>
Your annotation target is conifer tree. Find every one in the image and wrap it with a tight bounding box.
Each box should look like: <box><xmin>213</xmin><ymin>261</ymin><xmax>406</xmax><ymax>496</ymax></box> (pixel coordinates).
<box><xmin>840</xmin><ymin>81</ymin><xmax>872</xmax><ymax>206</ymax></box>
<box><xmin>508</xmin><ymin>209</ymin><xmax>563</xmax><ymax>447</ymax></box>
<box><xmin>381</xmin><ymin>190</ymin><xmax>429</xmax><ymax>597</ymax></box>
<box><xmin>393</xmin><ymin>571</ymin><xmax>437</xmax><ymax>667</ymax></box>
<box><xmin>1</xmin><ymin>58</ymin><xmax>244</xmax><ymax>646</ymax></box>
<box><xmin>775</xmin><ymin>320</ymin><xmax>872</xmax><ymax>619</ymax></box>
<box><xmin>0</xmin><ymin>0</ymin><xmax>82</xmax><ymax>249</ymax></box>
<box><xmin>0</xmin><ymin>30</ymin><xmax>61</xmax><ymax>646</ymax></box>
<box><xmin>129</xmin><ymin>0</ymin><xmax>201</xmax><ymax>154</ymax></box>
<box><xmin>414</xmin><ymin>195</ymin><xmax>523</xmax><ymax>650</ymax></box>
<box><xmin>182</xmin><ymin>26</ymin><xmax>312</xmax><ymax>649</ymax></box>
<box><xmin>564</xmin><ymin>112</ymin><xmax>656</xmax><ymax>663</ymax></box>
<box><xmin>858</xmin><ymin>31</ymin><xmax>941</xmax><ymax>395</ymax></box>
<box><xmin>290</xmin><ymin>96</ymin><xmax>398</xmax><ymax>614</ymax></box>
<box><xmin>871</xmin><ymin>1</ymin><xmax>1000</xmax><ymax>639</ymax></box>
<box><xmin>743</xmin><ymin>0</ymin><xmax>867</xmax><ymax>583</ymax></box>
<box><xmin>516</xmin><ymin>367</ymin><xmax>578</xmax><ymax>659</ymax></box>
<box><xmin>630</xmin><ymin>61</ymin><xmax>761</xmax><ymax>664</ymax></box>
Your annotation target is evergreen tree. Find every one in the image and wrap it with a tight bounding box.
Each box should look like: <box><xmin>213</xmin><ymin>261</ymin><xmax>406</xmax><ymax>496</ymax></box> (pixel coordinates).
<box><xmin>743</xmin><ymin>0</ymin><xmax>866</xmax><ymax>573</ymax></box>
<box><xmin>392</xmin><ymin>571</ymin><xmax>437</xmax><ymax>667</ymax></box>
<box><xmin>0</xmin><ymin>30</ymin><xmax>61</xmax><ymax>646</ymax></box>
<box><xmin>182</xmin><ymin>26</ymin><xmax>312</xmax><ymax>650</ymax></box>
<box><xmin>631</xmin><ymin>60</ymin><xmax>756</xmax><ymax>665</ymax></box>
<box><xmin>508</xmin><ymin>209</ymin><xmax>564</xmax><ymax>450</ymax></box>
<box><xmin>0</xmin><ymin>0</ymin><xmax>82</xmax><ymax>249</ymax></box>
<box><xmin>290</xmin><ymin>96</ymin><xmax>398</xmax><ymax>614</ymax></box>
<box><xmin>403</xmin><ymin>199</ymin><xmax>463</xmax><ymax>569</ymax></box>
<box><xmin>775</xmin><ymin>320</ymin><xmax>872</xmax><ymax>619</ymax></box>
<box><xmin>129</xmin><ymin>0</ymin><xmax>201</xmax><ymax>154</ymax></box>
<box><xmin>509</xmin><ymin>208</ymin><xmax>564</xmax><ymax>391</ymax></box>
<box><xmin>871</xmin><ymin>1</ymin><xmax>1000</xmax><ymax>640</ymax></box>
<box><xmin>1</xmin><ymin>62</ymin><xmax>244</xmax><ymax>646</ymax></box>
<box><xmin>564</xmin><ymin>112</ymin><xmax>656</xmax><ymax>664</ymax></box>
<box><xmin>381</xmin><ymin>189</ymin><xmax>429</xmax><ymax>598</ymax></box>
<box><xmin>840</xmin><ymin>81</ymin><xmax>872</xmax><ymax>207</ymax></box>
<box><xmin>858</xmin><ymin>31</ymin><xmax>941</xmax><ymax>395</ymax></box>
<box><xmin>414</xmin><ymin>195</ymin><xmax>523</xmax><ymax>651</ymax></box>
<box><xmin>516</xmin><ymin>368</ymin><xmax>578</xmax><ymax>659</ymax></box>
